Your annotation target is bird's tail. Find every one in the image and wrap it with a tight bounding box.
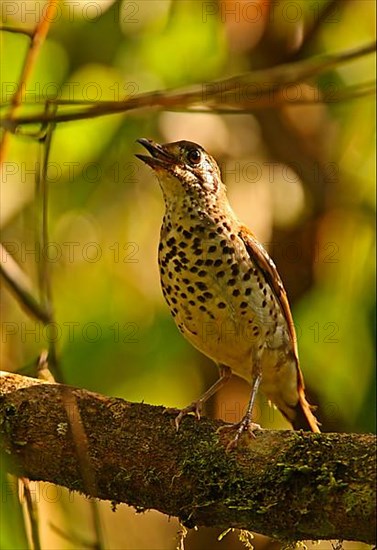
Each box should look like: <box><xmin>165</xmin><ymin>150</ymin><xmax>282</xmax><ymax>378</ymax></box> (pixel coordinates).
<box><xmin>290</xmin><ymin>386</ymin><xmax>320</xmax><ymax>432</ymax></box>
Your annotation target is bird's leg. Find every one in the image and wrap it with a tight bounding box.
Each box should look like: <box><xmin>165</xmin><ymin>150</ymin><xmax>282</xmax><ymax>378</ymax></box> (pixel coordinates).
<box><xmin>165</xmin><ymin>364</ymin><xmax>232</xmax><ymax>430</ymax></box>
<box><xmin>219</xmin><ymin>370</ymin><xmax>263</xmax><ymax>450</ymax></box>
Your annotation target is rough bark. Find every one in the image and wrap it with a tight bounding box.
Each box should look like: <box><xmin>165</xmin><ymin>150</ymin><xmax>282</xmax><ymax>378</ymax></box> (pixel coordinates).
<box><xmin>0</xmin><ymin>372</ymin><xmax>375</xmax><ymax>544</ymax></box>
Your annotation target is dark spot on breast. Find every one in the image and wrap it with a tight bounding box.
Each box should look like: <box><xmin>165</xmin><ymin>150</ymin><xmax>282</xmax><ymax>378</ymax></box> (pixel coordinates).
<box><xmin>208</xmin><ymin>245</ymin><xmax>217</xmax><ymax>253</ymax></box>
<box><xmin>196</xmin><ymin>282</ymin><xmax>207</xmax><ymax>290</ymax></box>
<box><xmin>232</xmin><ymin>289</ymin><xmax>240</xmax><ymax>297</ymax></box>
<box><xmin>231</xmin><ymin>264</ymin><xmax>239</xmax><ymax>276</ymax></box>
<box><xmin>182</xmin><ymin>230</ymin><xmax>192</xmax><ymax>239</ymax></box>
<box><xmin>240</xmin><ymin>301</ymin><xmax>248</xmax><ymax>308</ymax></box>
<box><xmin>187</xmin><ymin>286</ymin><xmax>195</xmax><ymax>294</ymax></box>
<box><xmin>245</xmin><ymin>288</ymin><xmax>252</xmax><ymax>296</ymax></box>
<box><xmin>223</xmin><ymin>246</ymin><xmax>233</xmax><ymax>254</ymax></box>
<box><xmin>203</xmin><ymin>292</ymin><xmax>213</xmax><ymax>299</ymax></box>
<box><xmin>214</xmin><ymin>259</ymin><xmax>222</xmax><ymax>267</ymax></box>
<box><xmin>194</xmin><ymin>225</ymin><xmax>206</xmax><ymax>234</ymax></box>
<box><xmin>217</xmin><ymin>271</ymin><xmax>225</xmax><ymax>278</ymax></box>
<box><xmin>198</xmin><ymin>270</ymin><xmax>207</xmax><ymax>277</ymax></box>
<box><xmin>217</xmin><ymin>302</ymin><xmax>226</xmax><ymax>309</ymax></box>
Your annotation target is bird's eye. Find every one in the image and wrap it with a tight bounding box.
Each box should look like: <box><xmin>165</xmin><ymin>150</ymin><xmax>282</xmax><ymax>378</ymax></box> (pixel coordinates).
<box><xmin>186</xmin><ymin>148</ymin><xmax>202</xmax><ymax>165</ymax></box>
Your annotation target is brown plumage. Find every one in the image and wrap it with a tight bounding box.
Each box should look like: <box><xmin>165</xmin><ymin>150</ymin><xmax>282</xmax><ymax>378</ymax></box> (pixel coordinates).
<box><xmin>137</xmin><ymin>138</ymin><xmax>320</xmax><ymax>445</ymax></box>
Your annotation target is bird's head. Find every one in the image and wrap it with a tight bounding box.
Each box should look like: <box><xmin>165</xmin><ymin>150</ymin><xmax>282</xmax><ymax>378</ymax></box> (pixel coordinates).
<box><xmin>136</xmin><ymin>139</ymin><xmax>226</xmax><ymax>208</ymax></box>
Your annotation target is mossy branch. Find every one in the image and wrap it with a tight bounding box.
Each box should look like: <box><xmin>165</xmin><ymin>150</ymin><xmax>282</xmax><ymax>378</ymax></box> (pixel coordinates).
<box><xmin>0</xmin><ymin>372</ymin><xmax>375</xmax><ymax>544</ymax></box>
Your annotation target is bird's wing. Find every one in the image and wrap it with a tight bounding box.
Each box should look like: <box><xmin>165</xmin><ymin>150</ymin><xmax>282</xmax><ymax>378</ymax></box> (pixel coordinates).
<box><xmin>238</xmin><ymin>225</ymin><xmax>298</xmax><ymax>357</ymax></box>
<box><xmin>239</xmin><ymin>226</ymin><xmax>320</xmax><ymax>433</ymax></box>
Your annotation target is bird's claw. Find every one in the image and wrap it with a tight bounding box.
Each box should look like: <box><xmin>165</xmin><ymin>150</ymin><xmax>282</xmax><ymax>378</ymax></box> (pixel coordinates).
<box><xmin>164</xmin><ymin>401</ymin><xmax>203</xmax><ymax>431</ymax></box>
<box><xmin>217</xmin><ymin>416</ymin><xmax>262</xmax><ymax>451</ymax></box>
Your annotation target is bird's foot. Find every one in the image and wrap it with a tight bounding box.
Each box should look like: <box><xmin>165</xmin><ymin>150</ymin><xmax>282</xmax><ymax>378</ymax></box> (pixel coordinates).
<box><xmin>164</xmin><ymin>400</ymin><xmax>203</xmax><ymax>431</ymax></box>
<box><xmin>217</xmin><ymin>415</ymin><xmax>262</xmax><ymax>451</ymax></box>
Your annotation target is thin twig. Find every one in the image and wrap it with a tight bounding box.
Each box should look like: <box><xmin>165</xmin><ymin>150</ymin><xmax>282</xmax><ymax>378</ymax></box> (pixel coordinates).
<box><xmin>0</xmin><ymin>25</ymin><xmax>34</xmax><ymax>38</ymax></box>
<box><xmin>20</xmin><ymin>478</ymin><xmax>41</xmax><ymax>550</ymax></box>
<box><xmin>295</xmin><ymin>0</ymin><xmax>349</xmax><ymax>59</ymax></box>
<box><xmin>0</xmin><ymin>243</ymin><xmax>50</xmax><ymax>323</ymax></box>
<box><xmin>1</xmin><ymin>42</ymin><xmax>375</xmax><ymax>130</ymax></box>
<box><xmin>35</xmin><ymin>105</ymin><xmax>61</xmax><ymax>377</ymax></box>
<box><xmin>35</xmin><ymin>113</ymin><xmax>105</xmax><ymax>549</ymax></box>
<box><xmin>0</xmin><ymin>0</ymin><xmax>60</xmax><ymax>162</ymax></box>
<box><xmin>88</xmin><ymin>500</ymin><xmax>105</xmax><ymax>550</ymax></box>
<box><xmin>2</xmin><ymin>80</ymin><xmax>375</xmax><ymax>113</ymax></box>
<box><xmin>49</xmin><ymin>523</ymin><xmax>98</xmax><ymax>549</ymax></box>
<box><xmin>166</xmin><ymin>81</ymin><xmax>376</xmax><ymax>114</ymax></box>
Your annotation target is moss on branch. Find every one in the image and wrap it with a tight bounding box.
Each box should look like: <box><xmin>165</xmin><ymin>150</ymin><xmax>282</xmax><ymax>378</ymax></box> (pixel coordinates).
<box><xmin>0</xmin><ymin>372</ymin><xmax>375</xmax><ymax>544</ymax></box>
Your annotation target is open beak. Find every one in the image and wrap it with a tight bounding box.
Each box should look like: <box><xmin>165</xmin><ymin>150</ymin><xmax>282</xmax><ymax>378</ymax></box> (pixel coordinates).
<box><xmin>136</xmin><ymin>138</ymin><xmax>175</xmax><ymax>170</ymax></box>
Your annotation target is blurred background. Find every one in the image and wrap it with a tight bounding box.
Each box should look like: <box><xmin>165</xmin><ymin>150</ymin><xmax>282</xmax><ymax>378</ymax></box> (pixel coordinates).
<box><xmin>0</xmin><ymin>0</ymin><xmax>375</xmax><ymax>549</ymax></box>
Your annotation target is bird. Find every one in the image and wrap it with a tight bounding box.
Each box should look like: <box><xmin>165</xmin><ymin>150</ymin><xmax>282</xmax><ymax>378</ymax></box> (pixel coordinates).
<box><xmin>136</xmin><ymin>138</ymin><xmax>320</xmax><ymax>446</ymax></box>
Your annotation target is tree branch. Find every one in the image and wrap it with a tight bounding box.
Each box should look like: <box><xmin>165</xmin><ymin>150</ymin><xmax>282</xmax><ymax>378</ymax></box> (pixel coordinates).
<box><xmin>0</xmin><ymin>244</ymin><xmax>51</xmax><ymax>324</ymax></box>
<box><xmin>0</xmin><ymin>372</ymin><xmax>375</xmax><ymax>544</ymax></box>
<box><xmin>1</xmin><ymin>42</ymin><xmax>375</xmax><ymax>130</ymax></box>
